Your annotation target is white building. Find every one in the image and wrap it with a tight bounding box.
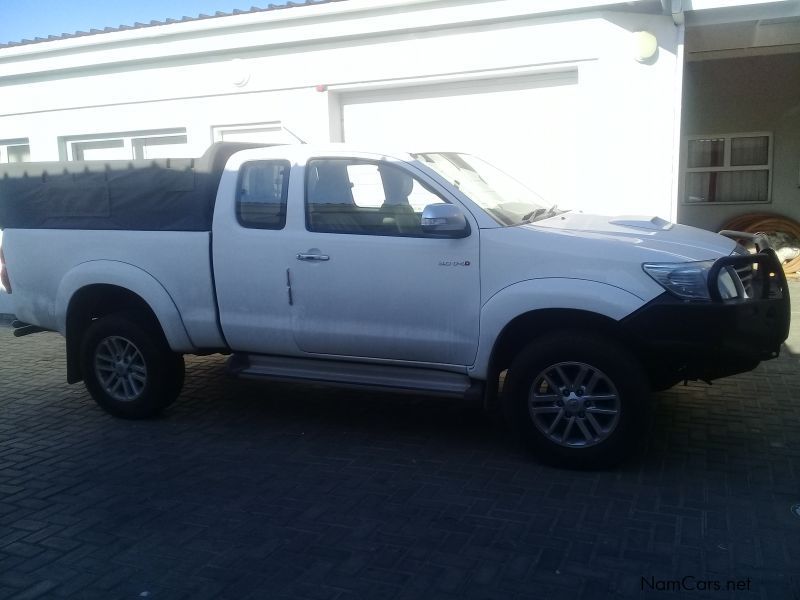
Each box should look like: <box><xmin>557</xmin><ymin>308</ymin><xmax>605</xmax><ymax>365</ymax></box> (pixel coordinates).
<box><xmin>1</xmin><ymin>0</ymin><xmax>799</xmax><ymax>311</ymax></box>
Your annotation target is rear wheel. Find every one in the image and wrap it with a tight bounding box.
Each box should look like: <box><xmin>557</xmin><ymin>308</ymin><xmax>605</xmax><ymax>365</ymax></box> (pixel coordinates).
<box><xmin>504</xmin><ymin>331</ymin><xmax>650</xmax><ymax>468</ymax></box>
<box><xmin>80</xmin><ymin>311</ymin><xmax>185</xmax><ymax>419</ymax></box>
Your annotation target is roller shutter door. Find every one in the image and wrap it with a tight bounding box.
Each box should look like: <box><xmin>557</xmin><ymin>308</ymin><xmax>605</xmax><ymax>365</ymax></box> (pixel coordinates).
<box><xmin>341</xmin><ymin>72</ymin><xmax>579</xmax><ymax>207</ymax></box>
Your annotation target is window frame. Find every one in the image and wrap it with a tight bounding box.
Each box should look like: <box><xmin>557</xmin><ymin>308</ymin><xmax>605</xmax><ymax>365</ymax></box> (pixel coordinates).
<box><xmin>303</xmin><ymin>157</ymin><xmax>465</xmax><ymax>238</ymax></box>
<box><xmin>59</xmin><ymin>128</ymin><xmax>188</xmax><ymax>161</ymax></box>
<box><xmin>211</xmin><ymin>121</ymin><xmax>284</xmax><ymax>144</ymax></box>
<box><xmin>0</xmin><ymin>138</ymin><xmax>31</xmax><ymax>164</ymax></box>
<box><xmin>235</xmin><ymin>159</ymin><xmax>291</xmax><ymax>231</ymax></box>
<box><xmin>682</xmin><ymin>131</ymin><xmax>773</xmax><ymax>205</ymax></box>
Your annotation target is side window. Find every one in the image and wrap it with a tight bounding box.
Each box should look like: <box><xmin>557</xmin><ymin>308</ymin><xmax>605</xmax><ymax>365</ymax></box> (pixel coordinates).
<box><xmin>305</xmin><ymin>158</ymin><xmax>448</xmax><ymax>236</ymax></box>
<box><xmin>237</xmin><ymin>160</ymin><xmax>290</xmax><ymax>229</ymax></box>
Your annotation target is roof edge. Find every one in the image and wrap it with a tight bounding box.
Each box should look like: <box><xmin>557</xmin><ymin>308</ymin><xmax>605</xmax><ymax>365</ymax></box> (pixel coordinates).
<box><xmin>0</xmin><ymin>0</ymin><xmax>348</xmax><ymax>51</ymax></box>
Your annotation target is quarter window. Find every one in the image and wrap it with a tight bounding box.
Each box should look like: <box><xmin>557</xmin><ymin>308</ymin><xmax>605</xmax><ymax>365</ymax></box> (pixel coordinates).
<box><xmin>684</xmin><ymin>133</ymin><xmax>772</xmax><ymax>204</ymax></box>
<box><xmin>305</xmin><ymin>158</ymin><xmax>447</xmax><ymax>236</ymax></box>
<box><xmin>237</xmin><ymin>161</ymin><xmax>290</xmax><ymax>230</ymax></box>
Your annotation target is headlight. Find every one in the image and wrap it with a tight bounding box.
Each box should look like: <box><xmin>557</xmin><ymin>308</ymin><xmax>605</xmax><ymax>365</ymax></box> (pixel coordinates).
<box><xmin>642</xmin><ymin>261</ymin><xmax>740</xmax><ymax>301</ymax></box>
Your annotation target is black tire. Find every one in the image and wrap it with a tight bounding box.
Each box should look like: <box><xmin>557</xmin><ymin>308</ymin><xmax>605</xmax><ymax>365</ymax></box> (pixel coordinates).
<box><xmin>160</xmin><ymin>352</ymin><xmax>186</xmax><ymax>411</ymax></box>
<box><xmin>504</xmin><ymin>331</ymin><xmax>650</xmax><ymax>469</ymax></box>
<box><xmin>80</xmin><ymin>310</ymin><xmax>185</xmax><ymax>419</ymax></box>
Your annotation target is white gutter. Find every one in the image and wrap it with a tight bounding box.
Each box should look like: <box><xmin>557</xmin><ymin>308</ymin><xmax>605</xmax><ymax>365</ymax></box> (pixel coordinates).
<box><xmin>662</xmin><ymin>0</ymin><xmax>686</xmax><ymax>24</ymax></box>
<box><xmin>660</xmin><ymin>0</ymin><xmax>686</xmax><ymax>222</ymax></box>
<box><xmin>668</xmin><ymin>22</ymin><xmax>686</xmax><ymax>222</ymax></box>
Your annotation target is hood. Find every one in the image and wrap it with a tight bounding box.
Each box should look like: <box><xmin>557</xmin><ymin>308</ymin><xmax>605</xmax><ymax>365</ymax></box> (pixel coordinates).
<box><xmin>532</xmin><ymin>212</ymin><xmax>736</xmax><ymax>262</ymax></box>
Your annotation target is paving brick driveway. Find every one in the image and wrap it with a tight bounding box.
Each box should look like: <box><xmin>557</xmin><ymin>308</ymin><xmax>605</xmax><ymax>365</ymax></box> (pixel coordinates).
<box><xmin>1</xmin><ymin>285</ymin><xmax>799</xmax><ymax>600</ymax></box>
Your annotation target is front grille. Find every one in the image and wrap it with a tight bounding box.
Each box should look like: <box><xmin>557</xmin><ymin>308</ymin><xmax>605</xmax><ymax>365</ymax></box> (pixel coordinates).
<box><xmin>734</xmin><ymin>263</ymin><xmax>754</xmax><ymax>298</ymax></box>
<box><xmin>712</xmin><ymin>249</ymin><xmax>785</xmax><ymax>303</ymax></box>
<box><xmin>730</xmin><ymin>257</ymin><xmax>782</xmax><ymax>301</ymax></box>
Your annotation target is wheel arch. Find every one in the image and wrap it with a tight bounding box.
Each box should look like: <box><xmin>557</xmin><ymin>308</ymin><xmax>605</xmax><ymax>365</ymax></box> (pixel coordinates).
<box><xmin>473</xmin><ymin>279</ymin><xmax>649</xmax><ymax>409</ymax></box>
<box><xmin>57</xmin><ymin>262</ymin><xmax>194</xmax><ymax>383</ymax></box>
<box><xmin>489</xmin><ymin>308</ymin><xmax>632</xmax><ymax>376</ymax></box>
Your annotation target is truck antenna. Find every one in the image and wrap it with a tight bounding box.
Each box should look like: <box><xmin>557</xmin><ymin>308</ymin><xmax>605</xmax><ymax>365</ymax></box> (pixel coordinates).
<box><xmin>282</xmin><ymin>126</ymin><xmax>307</xmax><ymax>144</ymax></box>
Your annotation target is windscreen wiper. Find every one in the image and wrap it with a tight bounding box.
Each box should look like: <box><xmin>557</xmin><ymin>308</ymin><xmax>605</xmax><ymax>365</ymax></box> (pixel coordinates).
<box><xmin>520</xmin><ymin>205</ymin><xmax>559</xmax><ymax>224</ymax></box>
<box><xmin>520</xmin><ymin>208</ymin><xmax>546</xmax><ymax>223</ymax></box>
<box><xmin>539</xmin><ymin>204</ymin><xmax>560</xmax><ymax>220</ymax></box>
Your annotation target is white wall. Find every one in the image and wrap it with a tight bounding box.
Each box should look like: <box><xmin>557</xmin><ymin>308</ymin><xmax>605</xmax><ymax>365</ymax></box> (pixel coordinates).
<box><xmin>0</xmin><ymin>0</ymin><xmax>682</xmax><ymax>218</ymax></box>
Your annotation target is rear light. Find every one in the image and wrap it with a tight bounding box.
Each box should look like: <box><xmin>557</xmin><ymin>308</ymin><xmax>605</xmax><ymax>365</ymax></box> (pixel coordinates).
<box><xmin>0</xmin><ymin>244</ymin><xmax>10</xmax><ymax>293</ymax></box>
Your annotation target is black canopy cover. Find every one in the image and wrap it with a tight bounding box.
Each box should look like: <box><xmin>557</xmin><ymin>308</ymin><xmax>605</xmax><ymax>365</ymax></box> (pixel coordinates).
<box><xmin>0</xmin><ymin>142</ymin><xmax>269</xmax><ymax>231</ymax></box>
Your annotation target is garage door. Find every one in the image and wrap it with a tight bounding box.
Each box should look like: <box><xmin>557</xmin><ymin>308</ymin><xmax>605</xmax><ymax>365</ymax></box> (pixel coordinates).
<box><xmin>340</xmin><ymin>72</ymin><xmax>578</xmax><ymax>208</ymax></box>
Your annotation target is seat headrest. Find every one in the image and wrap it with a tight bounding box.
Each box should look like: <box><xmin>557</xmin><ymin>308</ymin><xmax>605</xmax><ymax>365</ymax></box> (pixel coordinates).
<box><xmin>381</xmin><ymin>166</ymin><xmax>414</xmax><ymax>205</ymax></box>
<box><xmin>308</xmin><ymin>161</ymin><xmax>355</xmax><ymax>205</ymax></box>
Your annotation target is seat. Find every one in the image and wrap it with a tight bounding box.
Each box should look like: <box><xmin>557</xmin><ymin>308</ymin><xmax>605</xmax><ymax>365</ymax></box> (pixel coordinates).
<box><xmin>307</xmin><ymin>161</ymin><xmax>361</xmax><ymax>233</ymax></box>
<box><xmin>379</xmin><ymin>166</ymin><xmax>420</xmax><ymax>235</ymax></box>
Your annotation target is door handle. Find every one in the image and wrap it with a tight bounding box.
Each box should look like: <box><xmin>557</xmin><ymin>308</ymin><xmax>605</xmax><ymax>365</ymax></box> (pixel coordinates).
<box><xmin>297</xmin><ymin>253</ymin><xmax>330</xmax><ymax>261</ymax></box>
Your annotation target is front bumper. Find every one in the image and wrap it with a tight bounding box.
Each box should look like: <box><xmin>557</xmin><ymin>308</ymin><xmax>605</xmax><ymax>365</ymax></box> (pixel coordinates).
<box><xmin>622</xmin><ymin>249</ymin><xmax>791</xmax><ymax>386</ymax></box>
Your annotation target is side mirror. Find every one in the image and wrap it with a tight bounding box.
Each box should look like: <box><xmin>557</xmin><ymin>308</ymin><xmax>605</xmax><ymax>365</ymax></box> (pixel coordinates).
<box><xmin>420</xmin><ymin>204</ymin><xmax>469</xmax><ymax>238</ymax></box>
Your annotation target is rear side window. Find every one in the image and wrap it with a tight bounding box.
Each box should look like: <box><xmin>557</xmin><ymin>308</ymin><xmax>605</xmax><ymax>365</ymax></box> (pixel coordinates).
<box><xmin>237</xmin><ymin>160</ymin><xmax>290</xmax><ymax>229</ymax></box>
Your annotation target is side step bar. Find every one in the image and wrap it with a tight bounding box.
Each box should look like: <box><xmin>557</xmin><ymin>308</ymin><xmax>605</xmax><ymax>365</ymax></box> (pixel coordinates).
<box><xmin>228</xmin><ymin>353</ymin><xmax>481</xmax><ymax>399</ymax></box>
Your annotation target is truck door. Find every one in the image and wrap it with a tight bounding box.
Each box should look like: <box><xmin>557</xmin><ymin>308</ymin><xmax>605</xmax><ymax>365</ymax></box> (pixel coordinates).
<box><xmin>213</xmin><ymin>159</ymin><xmax>297</xmax><ymax>354</ymax></box>
<box><xmin>289</xmin><ymin>157</ymin><xmax>480</xmax><ymax>366</ymax></box>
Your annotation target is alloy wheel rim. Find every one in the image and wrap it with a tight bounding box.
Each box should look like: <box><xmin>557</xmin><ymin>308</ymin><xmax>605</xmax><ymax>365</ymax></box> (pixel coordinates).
<box><xmin>528</xmin><ymin>361</ymin><xmax>621</xmax><ymax>448</ymax></box>
<box><xmin>94</xmin><ymin>336</ymin><xmax>148</xmax><ymax>402</ymax></box>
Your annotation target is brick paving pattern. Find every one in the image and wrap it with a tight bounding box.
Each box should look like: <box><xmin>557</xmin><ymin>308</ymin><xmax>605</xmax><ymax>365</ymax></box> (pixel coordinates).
<box><xmin>0</xmin><ymin>282</ymin><xmax>798</xmax><ymax>599</ymax></box>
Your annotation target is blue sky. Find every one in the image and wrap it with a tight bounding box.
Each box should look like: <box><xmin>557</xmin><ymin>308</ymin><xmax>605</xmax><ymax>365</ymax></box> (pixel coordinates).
<box><xmin>0</xmin><ymin>1</ymin><xmax>285</xmax><ymax>44</ymax></box>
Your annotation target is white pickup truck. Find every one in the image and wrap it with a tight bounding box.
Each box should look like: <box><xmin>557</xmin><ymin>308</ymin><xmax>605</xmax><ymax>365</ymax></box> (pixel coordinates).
<box><xmin>0</xmin><ymin>143</ymin><xmax>790</xmax><ymax>467</ymax></box>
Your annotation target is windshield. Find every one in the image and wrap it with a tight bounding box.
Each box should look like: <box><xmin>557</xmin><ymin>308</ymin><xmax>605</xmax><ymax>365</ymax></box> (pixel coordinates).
<box><xmin>412</xmin><ymin>152</ymin><xmax>558</xmax><ymax>226</ymax></box>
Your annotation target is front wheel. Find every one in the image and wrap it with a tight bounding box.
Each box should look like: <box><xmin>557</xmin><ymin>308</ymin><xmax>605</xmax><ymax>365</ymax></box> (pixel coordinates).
<box><xmin>504</xmin><ymin>331</ymin><xmax>650</xmax><ymax>468</ymax></box>
<box><xmin>80</xmin><ymin>311</ymin><xmax>185</xmax><ymax>419</ymax></box>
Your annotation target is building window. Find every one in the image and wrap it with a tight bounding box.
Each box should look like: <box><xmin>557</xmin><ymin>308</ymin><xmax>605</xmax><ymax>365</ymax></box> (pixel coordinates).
<box><xmin>684</xmin><ymin>132</ymin><xmax>772</xmax><ymax>204</ymax></box>
<box><xmin>61</xmin><ymin>129</ymin><xmax>189</xmax><ymax>161</ymax></box>
<box><xmin>212</xmin><ymin>122</ymin><xmax>304</xmax><ymax>145</ymax></box>
<box><xmin>0</xmin><ymin>139</ymin><xmax>31</xmax><ymax>163</ymax></box>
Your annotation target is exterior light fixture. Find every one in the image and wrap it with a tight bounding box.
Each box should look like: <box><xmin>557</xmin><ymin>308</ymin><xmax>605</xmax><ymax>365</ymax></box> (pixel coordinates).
<box><xmin>632</xmin><ymin>31</ymin><xmax>658</xmax><ymax>63</ymax></box>
<box><xmin>230</xmin><ymin>58</ymin><xmax>251</xmax><ymax>87</ymax></box>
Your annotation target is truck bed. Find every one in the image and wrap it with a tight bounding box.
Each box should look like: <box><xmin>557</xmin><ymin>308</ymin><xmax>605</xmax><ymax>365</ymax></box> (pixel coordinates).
<box><xmin>4</xmin><ymin>229</ymin><xmax>222</xmax><ymax>349</ymax></box>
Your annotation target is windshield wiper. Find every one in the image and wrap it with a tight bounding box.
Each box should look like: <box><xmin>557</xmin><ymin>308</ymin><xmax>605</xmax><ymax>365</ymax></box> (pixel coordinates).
<box><xmin>519</xmin><ymin>205</ymin><xmax>560</xmax><ymax>224</ymax></box>
<box><xmin>539</xmin><ymin>204</ymin><xmax>560</xmax><ymax>220</ymax></box>
<box><xmin>520</xmin><ymin>208</ymin><xmax>546</xmax><ymax>223</ymax></box>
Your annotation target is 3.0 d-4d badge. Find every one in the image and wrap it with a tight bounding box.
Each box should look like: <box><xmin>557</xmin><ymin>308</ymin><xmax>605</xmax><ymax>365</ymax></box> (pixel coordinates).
<box><xmin>438</xmin><ymin>260</ymin><xmax>471</xmax><ymax>266</ymax></box>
